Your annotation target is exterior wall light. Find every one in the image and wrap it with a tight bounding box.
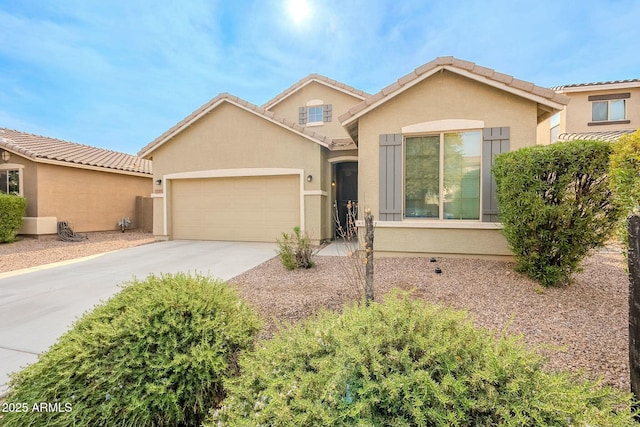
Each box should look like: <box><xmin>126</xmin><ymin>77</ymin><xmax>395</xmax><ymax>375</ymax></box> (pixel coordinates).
<box><xmin>306</xmin><ymin>175</ymin><xmax>312</xmax><ymax>182</ymax></box>
<box><xmin>1</xmin><ymin>150</ymin><xmax>10</xmax><ymax>162</ymax></box>
<box><xmin>155</xmin><ymin>179</ymin><xmax>162</xmax><ymax>185</ymax></box>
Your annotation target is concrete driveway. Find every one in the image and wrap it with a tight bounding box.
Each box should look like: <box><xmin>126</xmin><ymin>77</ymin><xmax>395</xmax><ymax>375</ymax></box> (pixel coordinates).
<box><xmin>0</xmin><ymin>240</ymin><xmax>276</xmax><ymax>396</ymax></box>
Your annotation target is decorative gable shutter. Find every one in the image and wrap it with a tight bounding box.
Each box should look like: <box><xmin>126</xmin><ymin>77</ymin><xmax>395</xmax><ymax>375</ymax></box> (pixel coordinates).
<box><xmin>298</xmin><ymin>107</ymin><xmax>307</xmax><ymax>125</ymax></box>
<box><xmin>379</xmin><ymin>134</ymin><xmax>402</xmax><ymax>221</ymax></box>
<box><xmin>323</xmin><ymin>104</ymin><xmax>332</xmax><ymax>122</ymax></box>
<box><xmin>482</xmin><ymin>127</ymin><xmax>510</xmax><ymax>222</ymax></box>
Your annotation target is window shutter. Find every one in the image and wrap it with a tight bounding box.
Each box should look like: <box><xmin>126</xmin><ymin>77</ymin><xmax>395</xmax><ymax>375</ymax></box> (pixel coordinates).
<box><xmin>298</xmin><ymin>107</ymin><xmax>307</xmax><ymax>125</ymax></box>
<box><xmin>379</xmin><ymin>134</ymin><xmax>402</xmax><ymax>221</ymax></box>
<box><xmin>482</xmin><ymin>127</ymin><xmax>510</xmax><ymax>222</ymax></box>
<box><xmin>323</xmin><ymin>104</ymin><xmax>332</xmax><ymax>122</ymax></box>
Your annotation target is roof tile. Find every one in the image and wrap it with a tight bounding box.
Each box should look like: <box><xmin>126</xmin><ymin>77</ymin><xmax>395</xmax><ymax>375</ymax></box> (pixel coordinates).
<box><xmin>0</xmin><ymin>128</ymin><xmax>152</xmax><ymax>174</ymax></box>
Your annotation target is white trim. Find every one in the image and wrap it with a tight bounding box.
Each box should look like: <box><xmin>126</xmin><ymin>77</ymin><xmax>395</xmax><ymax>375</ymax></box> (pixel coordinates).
<box><xmin>402</xmin><ymin>119</ymin><xmax>485</xmax><ymax>134</ymax></box>
<box><xmin>328</xmin><ymin>155</ymin><xmax>358</xmax><ymax>164</ymax></box>
<box><xmin>303</xmin><ymin>190</ymin><xmax>328</xmax><ymax>196</ymax></box>
<box><xmin>559</xmin><ymin>81</ymin><xmax>640</xmax><ymax>93</ymax></box>
<box><xmin>150</xmin><ymin>193</ymin><xmax>164</xmax><ymax>198</ymax></box>
<box><xmin>359</xmin><ymin>220</ymin><xmax>502</xmax><ymax>230</ymax></box>
<box><xmin>305</xmin><ymin>121</ymin><xmax>324</xmax><ymax>127</ymax></box>
<box><xmin>306</xmin><ymin>99</ymin><xmax>323</xmax><ymax>106</ymax></box>
<box><xmin>161</xmin><ymin>168</ymin><xmax>306</xmax><ymax>237</ymax></box>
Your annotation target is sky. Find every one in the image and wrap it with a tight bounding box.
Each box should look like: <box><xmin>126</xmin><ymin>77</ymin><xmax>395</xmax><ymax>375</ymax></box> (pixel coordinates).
<box><xmin>1</xmin><ymin>0</ymin><xmax>639</xmax><ymax>155</ymax></box>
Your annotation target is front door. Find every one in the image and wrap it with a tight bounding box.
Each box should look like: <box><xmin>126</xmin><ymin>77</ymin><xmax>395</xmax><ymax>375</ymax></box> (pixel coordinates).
<box><xmin>335</xmin><ymin>162</ymin><xmax>358</xmax><ymax>237</ymax></box>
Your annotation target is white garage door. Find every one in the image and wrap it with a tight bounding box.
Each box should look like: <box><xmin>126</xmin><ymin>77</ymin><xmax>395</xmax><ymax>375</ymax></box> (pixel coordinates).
<box><xmin>170</xmin><ymin>175</ymin><xmax>300</xmax><ymax>242</ymax></box>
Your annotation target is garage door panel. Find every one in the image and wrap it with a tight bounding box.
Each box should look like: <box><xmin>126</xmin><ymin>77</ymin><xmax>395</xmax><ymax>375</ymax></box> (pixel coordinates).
<box><xmin>171</xmin><ymin>175</ymin><xmax>299</xmax><ymax>242</ymax></box>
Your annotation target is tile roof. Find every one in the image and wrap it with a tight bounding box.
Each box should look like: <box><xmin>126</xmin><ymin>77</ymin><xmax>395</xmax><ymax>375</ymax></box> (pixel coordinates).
<box><xmin>262</xmin><ymin>73</ymin><xmax>370</xmax><ymax>110</ymax></box>
<box><xmin>339</xmin><ymin>56</ymin><xmax>570</xmax><ymax>126</ymax></box>
<box><xmin>552</xmin><ymin>78</ymin><xmax>640</xmax><ymax>91</ymax></box>
<box><xmin>557</xmin><ymin>130</ymin><xmax>636</xmax><ymax>142</ymax></box>
<box><xmin>0</xmin><ymin>128</ymin><xmax>152</xmax><ymax>174</ymax></box>
<box><xmin>138</xmin><ymin>93</ymin><xmax>333</xmax><ymax>157</ymax></box>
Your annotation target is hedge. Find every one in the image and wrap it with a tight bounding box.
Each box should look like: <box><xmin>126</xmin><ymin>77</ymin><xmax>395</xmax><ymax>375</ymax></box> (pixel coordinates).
<box><xmin>0</xmin><ymin>273</ymin><xmax>262</xmax><ymax>427</ymax></box>
<box><xmin>0</xmin><ymin>193</ymin><xmax>26</xmax><ymax>242</ymax></box>
<box><xmin>492</xmin><ymin>140</ymin><xmax>622</xmax><ymax>286</ymax></box>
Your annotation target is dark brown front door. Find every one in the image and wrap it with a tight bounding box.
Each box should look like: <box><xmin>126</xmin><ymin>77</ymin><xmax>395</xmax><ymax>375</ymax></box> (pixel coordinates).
<box><xmin>335</xmin><ymin>162</ymin><xmax>358</xmax><ymax>235</ymax></box>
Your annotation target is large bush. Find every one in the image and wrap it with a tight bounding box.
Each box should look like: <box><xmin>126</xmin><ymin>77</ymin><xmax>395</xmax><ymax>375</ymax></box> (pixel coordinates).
<box><xmin>1</xmin><ymin>273</ymin><xmax>261</xmax><ymax>427</ymax></box>
<box><xmin>493</xmin><ymin>140</ymin><xmax>622</xmax><ymax>286</ymax></box>
<box><xmin>0</xmin><ymin>193</ymin><xmax>26</xmax><ymax>242</ymax></box>
<box><xmin>610</xmin><ymin>130</ymin><xmax>640</xmax><ymax>244</ymax></box>
<box><xmin>209</xmin><ymin>292</ymin><xmax>636</xmax><ymax>426</ymax></box>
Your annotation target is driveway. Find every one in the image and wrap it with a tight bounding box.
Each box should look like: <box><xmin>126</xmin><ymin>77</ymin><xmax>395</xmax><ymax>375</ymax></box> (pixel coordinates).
<box><xmin>0</xmin><ymin>240</ymin><xmax>276</xmax><ymax>396</ymax></box>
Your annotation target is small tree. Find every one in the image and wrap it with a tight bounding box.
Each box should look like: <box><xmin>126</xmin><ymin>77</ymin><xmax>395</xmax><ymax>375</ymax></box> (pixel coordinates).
<box><xmin>0</xmin><ymin>193</ymin><xmax>26</xmax><ymax>243</ymax></box>
<box><xmin>610</xmin><ymin>130</ymin><xmax>640</xmax><ymax>246</ymax></box>
<box><xmin>493</xmin><ymin>140</ymin><xmax>622</xmax><ymax>286</ymax></box>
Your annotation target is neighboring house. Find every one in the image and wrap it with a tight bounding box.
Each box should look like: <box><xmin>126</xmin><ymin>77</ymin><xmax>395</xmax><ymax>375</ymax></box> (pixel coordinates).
<box><xmin>538</xmin><ymin>78</ymin><xmax>640</xmax><ymax>144</ymax></box>
<box><xmin>139</xmin><ymin>56</ymin><xmax>569</xmax><ymax>259</ymax></box>
<box><xmin>0</xmin><ymin>128</ymin><xmax>152</xmax><ymax>234</ymax></box>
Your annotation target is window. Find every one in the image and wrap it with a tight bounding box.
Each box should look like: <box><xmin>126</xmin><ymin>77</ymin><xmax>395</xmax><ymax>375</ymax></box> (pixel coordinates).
<box><xmin>308</xmin><ymin>106</ymin><xmax>323</xmax><ymax>123</ymax></box>
<box><xmin>592</xmin><ymin>99</ymin><xmax>625</xmax><ymax>122</ymax></box>
<box><xmin>0</xmin><ymin>169</ymin><xmax>20</xmax><ymax>194</ymax></box>
<box><xmin>405</xmin><ymin>131</ymin><xmax>481</xmax><ymax>220</ymax></box>
<box><xmin>550</xmin><ymin>112</ymin><xmax>560</xmax><ymax>143</ymax></box>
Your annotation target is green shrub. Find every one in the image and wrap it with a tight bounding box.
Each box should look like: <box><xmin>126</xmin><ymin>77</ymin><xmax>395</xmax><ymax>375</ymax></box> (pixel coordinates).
<box><xmin>0</xmin><ymin>193</ymin><xmax>26</xmax><ymax>242</ymax></box>
<box><xmin>276</xmin><ymin>226</ymin><xmax>315</xmax><ymax>270</ymax></box>
<box><xmin>493</xmin><ymin>140</ymin><xmax>622</xmax><ymax>286</ymax></box>
<box><xmin>1</xmin><ymin>273</ymin><xmax>262</xmax><ymax>427</ymax></box>
<box><xmin>610</xmin><ymin>130</ymin><xmax>640</xmax><ymax>245</ymax></box>
<box><xmin>209</xmin><ymin>292</ymin><xmax>636</xmax><ymax>427</ymax></box>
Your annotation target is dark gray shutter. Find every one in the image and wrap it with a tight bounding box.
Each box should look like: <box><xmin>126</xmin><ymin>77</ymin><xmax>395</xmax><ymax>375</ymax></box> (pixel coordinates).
<box><xmin>482</xmin><ymin>127</ymin><xmax>510</xmax><ymax>222</ymax></box>
<box><xmin>298</xmin><ymin>107</ymin><xmax>307</xmax><ymax>125</ymax></box>
<box><xmin>379</xmin><ymin>134</ymin><xmax>402</xmax><ymax>221</ymax></box>
<box><xmin>323</xmin><ymin>104</ymin><xmax>332</xmax><ymax>122</ymax></box>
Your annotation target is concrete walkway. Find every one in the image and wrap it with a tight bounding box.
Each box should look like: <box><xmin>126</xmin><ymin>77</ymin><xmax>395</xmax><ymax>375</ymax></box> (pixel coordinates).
<box><xmin>0</xmin><ymin>240</ymin><xmax>276</xmax><ymax>396</ymax></box>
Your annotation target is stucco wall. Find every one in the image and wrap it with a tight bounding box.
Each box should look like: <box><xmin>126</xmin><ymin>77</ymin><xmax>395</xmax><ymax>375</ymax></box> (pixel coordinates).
<box><xmin>266</xmin><ymin>81</ymin><xmax>363</xmax><ymax>140</ymax></box>
<box><xmin>356</xmin><ymin>70</ymin><xmax>538</xmax><ymax>257</ymax></box>
<box><xmin>35</xmin><ymin>163</ymin><xmax>151</xmax><ymax>232</ymax></box>
<box><xmin>150</xmin><ymin>101</ymin><xmax>331</xmax><ymax>241</ymax></box>
<box><xmin>563</xmin><ymin>87</ymin><xmax>640</xmax><ymax>133</ymax></box>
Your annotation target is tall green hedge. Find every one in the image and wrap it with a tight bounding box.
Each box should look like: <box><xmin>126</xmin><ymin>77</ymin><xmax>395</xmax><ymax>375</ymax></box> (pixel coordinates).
<box><xmin>492</xmin><ymin>140</ymin><xmax>621</xmax><ymax>286</ymax></box>
<box><xmin>1</xmin><ymin>273</ymin><xmax>262</xmax><ymax>427</ymax></box>
<box><xmin>209</xmin><ymin>292</ymin><xmax>637</xmax><ymax>426</ymax></box>
<box><xmin>0</xmin><ymin>193</ymin><xmax>26</xmax><ymax>242</ymax></box>
<box><xmin>610</xmin><ymin>131</ymin><xmax>640</xmax><ymax>245</ymax></box>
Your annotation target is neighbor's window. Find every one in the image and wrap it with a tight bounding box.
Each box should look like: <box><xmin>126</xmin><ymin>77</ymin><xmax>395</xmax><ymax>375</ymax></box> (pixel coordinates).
<box><xmin>308</xmin><ymin>106</ymin><xmax>323</xmax><ymax>123</ymax></box>
<box><xmin>0</xmin><ymin>169</ymin><xmax>20</xmax><ymax>195</ymax></box>
<box><xmin>405</xmin><ymin>131</ymin><xmax>481</xmax><ymax>220</ymax></box>
<box><xmin>592</xmin><ymin>99</ymin><xmax>625</xmax><ymax>122</ymax></box>
<box><xmin>550</xmin><ymin>112</ymin><xmax>560</xmax><ymax>143</ymax></box>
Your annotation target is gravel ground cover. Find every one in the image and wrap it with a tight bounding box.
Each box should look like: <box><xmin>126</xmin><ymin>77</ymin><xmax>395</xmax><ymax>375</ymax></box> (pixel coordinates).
<box><xmin>0</xmin><ymin>231</ymin><xmax>155</xmax><ymax>273</ymax></box>
<box><xmin>0</xmin><ymin>233</ymin><xmax>631</xmax><ymax>391</ymax></box>
<box><xmin>230</xmin><ymin>248</ymin><xmax>631</xmax><ymax>391</ymax></box>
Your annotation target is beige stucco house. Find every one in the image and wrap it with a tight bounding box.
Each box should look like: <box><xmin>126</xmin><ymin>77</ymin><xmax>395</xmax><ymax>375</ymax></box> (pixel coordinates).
<box><xmin>139</xmin><ymin>56</ymin><xmax>569</xmax><ymax>258</ymax></box>
<box><xmin>538</xmin><ymin>78</ymin><xmax>640</xmax><ymax>144</ymax></box>
<box><xmin>0</xmin><ymin>128</ymin><xmax>152</xmax><ymax>234</ymax></box>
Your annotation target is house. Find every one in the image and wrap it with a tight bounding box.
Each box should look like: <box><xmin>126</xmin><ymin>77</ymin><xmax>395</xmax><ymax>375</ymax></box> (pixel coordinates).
<box><xmin>0</xmin><ymin>128</ymin><xmax>152</xmax><ymax>234</ymax></box>
<box><xmin>538</xmin><ymin>78</ymin><xmax>640</xmax><ymax>145</ymax></box>
<box><xmin>139</xmin><ymin>56</ymin><xmax>569</xmax><ymax>259</ymax></box>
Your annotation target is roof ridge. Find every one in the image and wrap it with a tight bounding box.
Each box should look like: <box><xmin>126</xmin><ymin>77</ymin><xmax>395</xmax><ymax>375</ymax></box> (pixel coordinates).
<box><xmin>339</xmin><ymin>56</ymin><xmax>570</xmax><ymax>125</ymax></box>
<box><xmin>138</xmin><ymin>92</ymin><xmax>333</xmax><ymax>157</ymax></box>
<box><xmin>261</xmin><ymin>73</ymin><xmax>370</xmax><ymax>110</ymax></box>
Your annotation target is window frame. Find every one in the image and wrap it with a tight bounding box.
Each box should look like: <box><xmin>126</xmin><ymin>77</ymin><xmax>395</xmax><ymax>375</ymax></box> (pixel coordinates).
<box><xmin>307</xmin><ymin>106</ymin><xmax>323</xmax><ymax>124</ymax></box>
<box><xmin>403</xmin><ymin>130</ymin><xmax>482</xmax><ymax>221</ymax></box>
<box><xmin>0</xmin><ymin>163</ymin><xmax>24</xmax><ymax>196</ymax></box>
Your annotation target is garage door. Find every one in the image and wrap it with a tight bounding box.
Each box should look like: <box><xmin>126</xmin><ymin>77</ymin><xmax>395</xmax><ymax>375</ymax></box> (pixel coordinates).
<box><xmin>171</xmin><ymin>175</ymin><xmax>300</xmax><ymax>242</ymax></box>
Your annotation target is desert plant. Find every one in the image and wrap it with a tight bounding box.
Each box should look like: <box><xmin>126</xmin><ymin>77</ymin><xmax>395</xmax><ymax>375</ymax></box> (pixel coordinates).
<box><xmin>276</xmin><ymin>226</ymin><xmax>315</xmax><ymax>270</ymax></box>
<box><xmin>208</xmin><ymin>292</ymin><xmax>637</xmax><ymax>426</ymax></box>
<box><xmin>0</xmin><ymin>273</ymin><xmax>261</xmax><ymax>427</ymax></box>
<box><xmin>493</xmin><ymin>139</ymin><xmax>622</xmax><ymax>286</ymax></box>
<box><xmin>0</xmin><ymin>193</ymin><xmax>26</xmax><ymax>242</ymax></box>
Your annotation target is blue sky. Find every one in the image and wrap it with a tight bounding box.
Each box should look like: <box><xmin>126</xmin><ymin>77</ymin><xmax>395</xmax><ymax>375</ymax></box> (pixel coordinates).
<box><xmin>1</xmin><ymin>0</ymin><xmax>639</xmax><ymax>155</ymax></box>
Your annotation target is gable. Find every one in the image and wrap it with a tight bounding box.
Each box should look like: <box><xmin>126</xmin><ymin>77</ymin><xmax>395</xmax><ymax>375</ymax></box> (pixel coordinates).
<box><xmin>151</xmin><ymin>101</ymin><xmax>325</xmax><ymax>176</ymax></box>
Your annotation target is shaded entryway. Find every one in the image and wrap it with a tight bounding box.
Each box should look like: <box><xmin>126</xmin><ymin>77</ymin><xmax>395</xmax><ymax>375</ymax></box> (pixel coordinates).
<box><xmin>334</xmin><ymin>162</ymin><xmax>358</xmax><ymax>237</ymax></box>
